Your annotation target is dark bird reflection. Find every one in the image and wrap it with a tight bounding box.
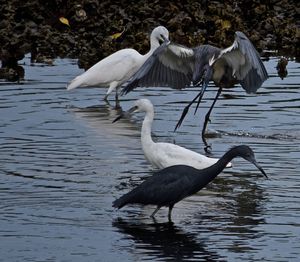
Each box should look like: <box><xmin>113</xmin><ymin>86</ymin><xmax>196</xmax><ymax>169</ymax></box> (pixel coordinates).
<box><xmin>112</xmin><ymin>218</ymin><xmax>225</xmax><ymax>261</ymax></box>
<box><xmin>193</xmin><ymin>172</ymin><xmax>267</xmax><ymax>255</ymax></box>
<box><xmin>226</xmin><ymin>176</ymin><xmax>266</xmax><ymax>237</ymax></box>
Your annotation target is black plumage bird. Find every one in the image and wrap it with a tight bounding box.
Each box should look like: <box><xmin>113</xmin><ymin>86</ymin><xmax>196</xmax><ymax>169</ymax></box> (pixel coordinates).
<box><xmin>122</xmin><ymin>32</ymin><xmax>268</xmax><ymax>146</ymax></box>
<box><xmin>113</xmin><ymin>145</ymin><xmax>268</xmax><ymax>221</ymax></box>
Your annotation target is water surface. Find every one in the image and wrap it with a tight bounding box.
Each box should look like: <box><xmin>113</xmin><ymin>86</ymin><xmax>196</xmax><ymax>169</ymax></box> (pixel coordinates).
<box><xmin>0</xmin><ymin>55</ymin><xmax>299</xmax><ymax>261</ymax></box>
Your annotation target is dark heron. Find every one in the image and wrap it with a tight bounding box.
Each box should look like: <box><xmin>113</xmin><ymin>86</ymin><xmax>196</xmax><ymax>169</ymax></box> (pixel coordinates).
<box><xmin>113</xmin><ymin>145</ymin><xmax>268</xmax><ymax>221</ymax></box>
<box><xmin>121</xmin><ymin>31</ymin><xmax>269</xmax><ymax>146</ymax></box>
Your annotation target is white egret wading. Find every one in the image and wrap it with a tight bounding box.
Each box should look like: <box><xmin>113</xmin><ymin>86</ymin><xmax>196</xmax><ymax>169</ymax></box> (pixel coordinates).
<box><xmin>113</xmin><ymin>99</ymin><xmax>232</xmax><ymax>169</ymax></box>
<box><xmin>66</xmin><ymin>26</ymin><xmax>169</xmax><ymax>101</ymax></box>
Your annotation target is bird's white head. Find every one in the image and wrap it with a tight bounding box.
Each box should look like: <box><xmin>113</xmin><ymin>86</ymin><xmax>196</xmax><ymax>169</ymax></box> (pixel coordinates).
<box><xmin>133</xmin><ymin>99</ymin><xmax>154</xmax><ymax>113</ymax></box>
<box><xmin>113</xmin><ymin>99</ymin><xmax>154</xmax><ymax>124</ymax></box>
<box><xmin>150</xmin><ymin>26</ymin><xmax>170</xmax><ymax>48</ymax></box>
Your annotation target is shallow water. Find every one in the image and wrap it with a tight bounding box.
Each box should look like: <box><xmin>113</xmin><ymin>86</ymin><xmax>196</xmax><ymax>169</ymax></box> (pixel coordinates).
<box><xmin>0</xmin><ymin>55</ymin><xmax>299</xmax><ymax>261</ymax></box>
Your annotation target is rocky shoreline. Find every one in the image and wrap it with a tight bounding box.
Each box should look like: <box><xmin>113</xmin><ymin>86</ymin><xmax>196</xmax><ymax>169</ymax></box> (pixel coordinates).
<box><xmin>0</xmin><ymin>0</ymin><xmax>299</xmax><ymax>80</ymax></box>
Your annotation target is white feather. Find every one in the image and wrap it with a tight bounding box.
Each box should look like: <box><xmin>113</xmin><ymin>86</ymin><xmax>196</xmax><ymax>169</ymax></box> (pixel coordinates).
<box><xmin>66</xmin><ymin>26</ymin><xmax>170</xmax><ymax>99</ymax></box>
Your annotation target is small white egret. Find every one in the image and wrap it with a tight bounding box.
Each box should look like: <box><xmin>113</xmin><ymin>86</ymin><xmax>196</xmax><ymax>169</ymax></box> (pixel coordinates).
<box><xmin>113</xmin><ymin>99</ymin><xmax>232</xmax><ymax>169</ymax></box>
<box><xmin>66</xmin><ymin>26</ymin><xmax>169</xmax><ymax>101</ymax></box>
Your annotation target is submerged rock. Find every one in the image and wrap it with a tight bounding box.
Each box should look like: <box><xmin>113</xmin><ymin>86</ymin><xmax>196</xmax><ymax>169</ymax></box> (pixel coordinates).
<box><xmin>276</xmin><ymin>57</ymin><xmax>289</xmax><ymax>79</ymax></box>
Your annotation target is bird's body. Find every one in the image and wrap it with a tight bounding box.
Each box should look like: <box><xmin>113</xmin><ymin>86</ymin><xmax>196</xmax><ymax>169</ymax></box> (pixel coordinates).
<box><xmin>67</xmin><ymin>49</ymin><xmax>143</xmax><ymax>92</ymax></box>
<box><xmin>122</xmin><ymin>32</ymin><xmax>268</xmax><ymax>144</ymax></box>
<box><xmin>114</xmin><ymin>99</ymin><xmax>231</xmax><ymax>169</ymax></box>
<box><xmin>113</xmin><ymin>145</ymin><xmax>268</xmax><ymax>220</ymax></box>
<box><xmin>142</xmin><ymin>141</ymin><xmax>222</xmax><ymax>170</ymax></box>
<box><xmin>66</xmin><ymin>26</ymin><xmax>169</xmax><ymax>100</ymax></box>
<box><xmin>113</xmin><ymin>165</ymin><xmax>211</xmax><ymax>209</ymax></box>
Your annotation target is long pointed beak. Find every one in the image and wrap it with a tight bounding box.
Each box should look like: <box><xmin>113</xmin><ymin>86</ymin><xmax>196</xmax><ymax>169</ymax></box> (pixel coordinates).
<box><xmin>162</xmin><ymin>35</ymin><xmax>169</xmax><ymax>42</ymax></box>
<box><xmin>252</xmin><ymin>161</ymin><xmax>268</xmax><ymax>179</ymax></box>
<box><xmin>112</xmin><ymin>106</ymin><xmax>138</xmax><ymax>123</ymax></box>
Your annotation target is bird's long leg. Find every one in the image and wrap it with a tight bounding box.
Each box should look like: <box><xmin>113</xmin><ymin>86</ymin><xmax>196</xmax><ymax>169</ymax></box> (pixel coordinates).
<box><xmin>150</xmin><ymin>206</ymin><xmax>161</xmax><ymax>219</ymax></box>
<box><xmin>115</xmin><ymin>87</ymin><xmax>121</xmax><ymax>109</ymax></box>
<box><xmin>194</xmin><ymin>65</ymin><xmax>213</xmax><ymax>115</ymax></box>
<box><xmin>174</xmin><ymin>90</ymin><xmax>202</xmax><ymax>131</ymax></box>
<box><xmin>193</xmin><ymin>86</ymin><xmax>206</xmax><ymax>115</ymax></box>
<box><xmin>168</xmin><ymin>204</ymin><xmax>174</xmax><ymax>222</ymax></box>
<box><xmin>115</xmin><ymin>88</ymin><xmax>119</xmax><ymax>102</ymax></box>
<box><xmin>202</xmin><ymin>86</ymin><xmax>222</xmax><ymax>147</ymax></box>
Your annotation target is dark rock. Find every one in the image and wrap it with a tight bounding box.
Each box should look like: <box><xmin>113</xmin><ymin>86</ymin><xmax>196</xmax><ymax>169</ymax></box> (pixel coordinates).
<box><xmin>0</xmin><ymin>0</ymin><xmax>298</xmax><ymax>80</ymax></box>
<box><xmin>276</xmin><ymin>57</ymin><xmax>288</xmax><ymax>79</ymax></box>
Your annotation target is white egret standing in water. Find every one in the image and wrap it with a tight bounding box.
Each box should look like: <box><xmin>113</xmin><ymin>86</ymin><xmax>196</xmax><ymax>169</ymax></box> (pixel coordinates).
<box><xmin>67</xmin><ymin>26</ymin><xmax>170</xmax><ymax>101</ymax></box>
<box><xmin>113</xmin><ymin>99</ymin><xmax>232</xmax><ymax>169</ymax></box>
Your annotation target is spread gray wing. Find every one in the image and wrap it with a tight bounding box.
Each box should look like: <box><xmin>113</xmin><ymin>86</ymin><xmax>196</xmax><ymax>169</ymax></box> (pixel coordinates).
<box><xmin>122</xmin><ymin>42</ymin><xmax>195</xmax><ymax>94</ymax></box>
<box><xmin>214</xmin><ymin>31</ymin><xmax>268</xmax><ymax>93</ymax></box>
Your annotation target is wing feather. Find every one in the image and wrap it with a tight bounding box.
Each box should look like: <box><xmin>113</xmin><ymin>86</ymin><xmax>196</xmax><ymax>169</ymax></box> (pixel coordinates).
<box><xmin>122</xmin><ymin>42</ymin><xmax>194</xmax><ymax>94</ymax></box>
<box><xmin>215</xmin><ymin>31</ymin><xmax>268</xmax><ymax>93</ymax></box>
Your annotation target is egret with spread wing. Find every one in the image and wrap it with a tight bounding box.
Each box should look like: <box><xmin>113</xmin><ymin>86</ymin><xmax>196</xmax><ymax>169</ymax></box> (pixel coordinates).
<box><xmin>122</xmin><ymin>32</ymin><xmax>268</xmax><ymax>146</ymax></box>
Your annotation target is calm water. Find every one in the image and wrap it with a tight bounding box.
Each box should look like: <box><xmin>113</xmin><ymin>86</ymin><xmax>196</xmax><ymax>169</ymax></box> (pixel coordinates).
<box><xmin>0</xmin><ymin>55</ymin><xmax>299</xmax><ymax>261</ymax></box>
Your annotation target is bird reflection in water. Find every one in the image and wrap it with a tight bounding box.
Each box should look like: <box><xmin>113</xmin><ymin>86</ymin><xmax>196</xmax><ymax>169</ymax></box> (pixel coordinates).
<box><xmin>112</xmin><ymin>218</ymin><xmax>224</xmax><ymax>261</ymax></box>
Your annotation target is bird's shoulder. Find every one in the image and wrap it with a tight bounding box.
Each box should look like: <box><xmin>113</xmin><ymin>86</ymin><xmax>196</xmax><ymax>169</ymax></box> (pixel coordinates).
<box><xmin>166</xmin><ymin>43</ymin><xmax>194</xmax><ymax>58</ymax></box>
<box><xmin>87</xmin><ymin>48</ymin><xmax>141</xmax><ymax>71</ymax></box>
<box><xmin>152</xmin><ymin>165</ymin><xmax>198</xmax><ymax>182</ymax></box>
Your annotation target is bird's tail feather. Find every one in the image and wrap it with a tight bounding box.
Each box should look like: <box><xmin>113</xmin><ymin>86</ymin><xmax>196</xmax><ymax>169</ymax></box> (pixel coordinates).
<box><xmin>66</xmin><ymin>75</ymin><xmax>83</xmax><ymax>90</ymax></box>
<box><xmin>112</xmin><ymin>190</ymin><xmax>136</xmax><ymax>209</ymax></box>
<box><xmin>112</xmin><ymin>196</ymin><xmax>128</xmax><ymax>209</ymax></box>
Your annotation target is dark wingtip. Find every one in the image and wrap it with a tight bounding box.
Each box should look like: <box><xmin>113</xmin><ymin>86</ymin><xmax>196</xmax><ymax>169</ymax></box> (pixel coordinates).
<box><xmin>120</xmin><ymin>87</ymin><xmax>129</xmax><ymax>96</ymax></box>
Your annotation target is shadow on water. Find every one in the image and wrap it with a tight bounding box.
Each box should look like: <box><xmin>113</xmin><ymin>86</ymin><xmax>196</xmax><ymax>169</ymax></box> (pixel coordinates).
<box><xmin>112</xmin><ymin>218</ymin><xmax>225</xmax><ymax>261</ymax></box>
<box><xmin>212</xmin><ymin>173</ymin><xmax>267</xmax><ymax>230</ymax></box>
<box><xmin>67</xmin><ymin>102</ymin><xmax>142</xmax><ymax>139</ymax></box>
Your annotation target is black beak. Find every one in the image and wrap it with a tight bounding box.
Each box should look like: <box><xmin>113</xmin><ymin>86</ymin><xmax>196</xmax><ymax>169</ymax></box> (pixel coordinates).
<box><xmin>112</xmin><ymin>106</ymin><xmax>138</xmax><ymax>123</ymax></box>
<box><xmin>252</xmin><ymin>160</ymin><xmax>268</xmax><ymax>179</ymax></box>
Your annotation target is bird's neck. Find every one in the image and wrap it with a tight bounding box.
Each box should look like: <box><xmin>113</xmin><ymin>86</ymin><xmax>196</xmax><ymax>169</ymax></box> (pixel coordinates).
<box><xmin>141</xmin><ymin>109</ymin><xmax>155</xmax><ymax>149</ymax></box>
<box><xmin>149</xmin><ymin>38</ymin><xmax>160</xmax><ymax>54</ymax></box>
<box><xmin>195</xmin><ymin>150</ymin><xmax>236</xmax><ymax>186</ymax></box>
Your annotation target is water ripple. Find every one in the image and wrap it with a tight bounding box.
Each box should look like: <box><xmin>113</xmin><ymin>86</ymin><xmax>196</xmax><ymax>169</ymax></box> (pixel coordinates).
<box><xmin>0</xmin><ymin>55</ymin><xmax>299</xmax><ymax>261</ymax></box>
